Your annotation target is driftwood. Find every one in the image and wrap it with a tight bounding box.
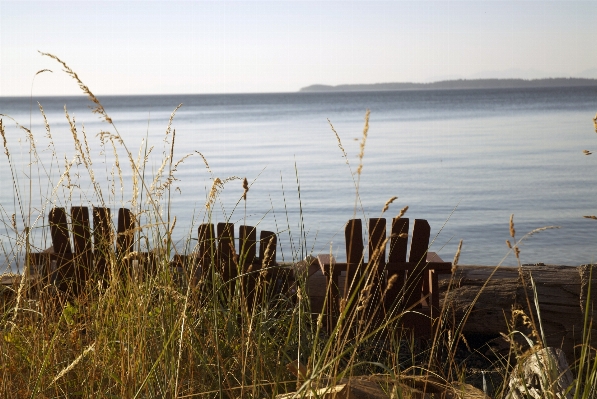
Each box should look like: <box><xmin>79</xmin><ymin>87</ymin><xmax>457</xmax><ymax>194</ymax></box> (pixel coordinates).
<box><xmin>304</xmin><ymin>264</ymin><xmax>597</xmax><ymax>360</ymax></box>
<box><xmin>505</xmin><ymin>347</ymin><xmax>574</xmax><ymax>399</ymax></box>
<box><xmin>276</xmin><ymin>374</ymin><xmax>489</xmax><ymax>399</ymax></box>
<box><xmin>439</xmin><ymin>265</ymin><xmax>597</xmax><ymax>360</ymax></box>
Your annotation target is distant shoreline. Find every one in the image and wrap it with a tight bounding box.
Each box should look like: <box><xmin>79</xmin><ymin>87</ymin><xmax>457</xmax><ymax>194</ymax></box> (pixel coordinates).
<box><xmin>299</xmin><ymin>78</ymin><xmax>597</xmax><ymax>92</ymax></box>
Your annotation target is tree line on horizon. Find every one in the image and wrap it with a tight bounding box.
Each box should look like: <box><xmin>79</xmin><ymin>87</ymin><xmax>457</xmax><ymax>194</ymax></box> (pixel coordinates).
<box><xmin>300</xmin><ymin>77</ymin><xmax>597</xmax><ymax>92</ymax></box>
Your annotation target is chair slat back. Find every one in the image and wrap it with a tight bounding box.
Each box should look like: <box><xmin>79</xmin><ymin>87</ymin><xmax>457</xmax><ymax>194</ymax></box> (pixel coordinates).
<box><xmin>217</xmin><ymin>222</ymin><xmax>235</xmax><ymax>282</ymax></box>
<box><xmin>345</xmin><ymin>218</ymin><xmax>363</xmax><ymax>267</ymax></box>
<box><xmin>409</xmin><ymin>219</ymin><xmax>430</xmax><ymax>264</ymax></box>
<box><xmin>404</xmin><ymin>219</ymin><xmax>431</xmax><ymax>309</ymax></box>
<box><xmin>239</xmin><ymin>225</ymin><xmax>257</xmax><ymax>270</ymax></box>
<box><xmin>71</xmin><ymin>206</ymin><xmax>91</xmax><ymax>289</ymax></box>
<box><xmin>389</xmin><ymin>218</ymin><xmax>409</xmax><ymax>263</ymax></box>
<box><xmin>259</xmin><ymin>230</ymin><xmax>277</xmax><ymax>268</ymax></box>
<box><xmin>49</xmin><ymin>207</ymin><xmax>74</xmax><ymax>291</ymax></box>
<box><xmin>198</xmin><ymin>223</ymin><xmax>216</xmax><ymax>270</ymax></box>
<box><xmin>368</xmin><ymin>217</ymin><xmax>386</xmax><ymax>272</ymax></box>
<box><xmin>93</xmin><ymin>207</ymin><xmax>112</xmax><ymax>280</ymax></box>
<box><xmin>386</xmin><ymin>218</ymin><xmax>409</xmax><ymax>305</ymax></box>
<box><xmin>117</xmin><ymin>208</ymin><xmax>135</xmax><ymax>259</ymax></box>
<box><xmin>345</xmin><ymin>219</ymin><xmax>364</xmax><ymax>295</ymax></box>
<box><xmin>49</xmin><ymin>207</ymin><xmax>72</xmax><ymax>254</ymax></box>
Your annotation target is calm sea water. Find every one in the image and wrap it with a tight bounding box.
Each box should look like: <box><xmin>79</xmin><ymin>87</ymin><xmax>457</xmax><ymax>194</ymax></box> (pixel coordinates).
<box><xmin>1</xmin><ymin>87</ymin><xmax>596</xmax><ymax>271</ymax></box>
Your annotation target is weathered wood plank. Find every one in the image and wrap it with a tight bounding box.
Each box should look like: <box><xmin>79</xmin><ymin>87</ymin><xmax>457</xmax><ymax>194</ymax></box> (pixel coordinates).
<box><xmin>116</xmin><ymin>208</ymin><xmax>135</xmax><ymax>261</ymax></box>
<box><xmin>198</xmin><ymin>223</ymin><xmax>215</xmax><ymax>270</ymax></box>
<box><xmin>386</xmin><ymin>218</ymin><xmax>409</xmax><ymax>308</ymax></box>
<box><xmin>345</xmin><ymin>219</ymin><xmax>363</xmax><ymax>289</ymax></box>
<box><xmin>239</xmin><ymin>225</ymin><xmax>258</xmax><ymax>308</ymax></box>
<box><xmin>368</xmin><ymin>218</ymin><xmax>386</xmax><ymax>322</ymax></box>
<box><xmin>49</xmin><ymin>207</ymin><xmax>75</xmax><ymax>291</ymax></box>
<box><xmin>49</xmin><ymin>207</ymin><xmax>71</xmax><ymax>254</ymax></box>
<box><xmin>239</xmin><ymin>225</ymin><xmax>257</xmax><ymax>269</ymax></box>
<box><xmin>93</xmin><ymin>207</ymin><xmax>112</xmax><ymax>281</ymax></box>
<box><xmin>216</xmin><ymin>223</ymin><xmax>234</xmax><ymax>281</ymax></box>
<box><xmin>405</xmin><ymin>219</ymin><xmax>430</xmax><ymax>310</ymax></box>
<box><xmin>259</xmin><ymin>230</ymin><xmax>277</xmax><ymax>268</ymax></box>
<box><xmin>368</xmin><ymin>218</ymin><xmax>386</xmax><ymax>267</ymax></box>
<box><xmin>439</xmin><ymin>264</ymin><xmax>597</xmax><ymax>360</ymax></box>
<box><xmin>71</xmin><ymin>206</ymin><xmax>91</xmax><ymax>291</ymax></box>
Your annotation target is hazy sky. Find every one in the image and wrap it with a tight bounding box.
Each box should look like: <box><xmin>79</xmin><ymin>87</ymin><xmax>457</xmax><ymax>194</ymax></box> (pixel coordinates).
<box><xmin>1</xmin><ymin>1</ymin><xmax>596</xmax><ymax>96</ymax></box>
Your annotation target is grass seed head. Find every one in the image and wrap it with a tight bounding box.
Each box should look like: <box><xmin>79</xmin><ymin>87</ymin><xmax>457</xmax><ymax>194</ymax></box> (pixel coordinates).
<box><xmin>384</xmin><ymin>274</ymin><xmax>399</xmax><ymax>295</ymax></box>
<box><xmin>206</xmin><ymin>177</ymin><xmax>223</xmax><ymax>209</ymax></box>
<box><xmin>382</xmin><ymin>196</ymin><xmax>397</xmax><ymax>214</ymax></box>
<box><xmin>452</xmin><ymin>239</ymin><xmax>463</xmax><ymax>272</ymax></box>
<box><xmin>509</xmin><ymin>214</ymin><xmax>516</xmax><ymax>238</ymax></box>
<box><xmin>38</xmin><ymin>102</ymin><xmax>53</xmax><ymax>142</ymax></box>
<box><xmin>262</xmin><ymin>235</ymin><xmax>275</xmax><ymax>268</ymax></box>
<box><xmin>356</xmin><ymin>109</ymin><xmax>370</xmax><ymax>176</ymax></box>
<box><xmin>242</xmin><ymin>177</ymin><xmax>249</xmax><ymax>200</ymax></box>
<box><xmin>40</xmin><ymin>51</ymin><xmax>113</xmax><ymax>124</ymax></box>
<box><xmin>0</xmin><ymin>119</ymin><xmax>8</xmax><ymax>156</ymax></box>
<box><xmin>165</xmin><ymin>104</ymin><xmax>182</xmax><ymax>144</ymax></box>
<box><xmin>329</xmin><ymin>119</ymin><xmax>349</xmax><ymax>165</ymax></box>
<box><xmin>397</xmin><ymin>205</ymin><xmax>409</xmax><ymax>219</ymax></box>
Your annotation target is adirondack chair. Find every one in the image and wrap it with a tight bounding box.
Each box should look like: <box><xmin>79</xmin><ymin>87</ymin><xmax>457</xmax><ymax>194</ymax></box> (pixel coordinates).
<box><xmin>318</xmin><ymin>217</ymin><xmax>452</xmax><ymax>336</ymax></box>
<box><xmin>178</xmin><ymin>222</ymin><xmax>289</xmax><ymax>307</ymax></box>
<box><xmin>28</xmin><ymin>206</ymin><xmax>136</xmax><ymax>294</ymax></box>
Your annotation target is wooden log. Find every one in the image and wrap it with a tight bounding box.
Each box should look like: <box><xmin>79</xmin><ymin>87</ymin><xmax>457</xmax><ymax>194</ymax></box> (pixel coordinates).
<box><xmin>505</xmin><ymin>347</ymin><xmax>574</xmax><ymax>399</ymax></box>
<box><xmin>439</xmin><ymin>265</ymin><xmax>597</xmax><ymax>360</ymax></box>
<box><xmin>307</xmin><ymin>262</ymin><xmax>596</xmax><ymax>358</ymax></box>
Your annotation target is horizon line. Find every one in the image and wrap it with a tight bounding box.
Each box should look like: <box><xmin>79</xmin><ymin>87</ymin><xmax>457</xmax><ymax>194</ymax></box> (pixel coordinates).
<box><xmin>2</xmin><ymin>77</ymin><xmax>597</xmax><ymax>98</ymax></box>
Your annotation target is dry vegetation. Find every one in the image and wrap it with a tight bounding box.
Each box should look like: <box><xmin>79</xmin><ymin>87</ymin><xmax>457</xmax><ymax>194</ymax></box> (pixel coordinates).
<box><xmin>0</xmin><ymin>54</ymin><xmax>595</xmax><ymax>398</ymax></box>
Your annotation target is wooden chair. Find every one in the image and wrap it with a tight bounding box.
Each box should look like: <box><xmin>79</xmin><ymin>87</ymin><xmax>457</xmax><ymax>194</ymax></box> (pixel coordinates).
<box><xmin>28</xmin><ymin>206</ymin><xmax>135</xmax><ymax>294</ymax></box>
<box><xmin>318</xmin><ymin>217</ymin><xmax>452</xmax><ymax>336</ymax></box>
<box><xmin>184</xmin><ymin>222</ymin><xmax>287</xmax><ymax>307</ymax></box>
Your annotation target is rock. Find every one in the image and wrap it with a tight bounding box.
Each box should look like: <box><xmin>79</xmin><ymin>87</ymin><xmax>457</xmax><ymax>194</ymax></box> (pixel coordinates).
<box><xmin>505</xmin><ymin>347</ymin><xmax>574</xmax><ymax>399</ymax></box>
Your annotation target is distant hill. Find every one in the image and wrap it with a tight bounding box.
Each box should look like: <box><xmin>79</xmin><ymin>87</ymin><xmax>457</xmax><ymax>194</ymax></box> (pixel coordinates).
<box><xmin>299</xmin><ymin>78</ymin><xmax>597</xmax><ymax>92</ymax></box>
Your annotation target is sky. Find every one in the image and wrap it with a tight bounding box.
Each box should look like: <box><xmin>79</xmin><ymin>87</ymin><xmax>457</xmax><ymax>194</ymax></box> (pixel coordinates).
<box><xmin>1</xmin><ymin>0</ymin><xmax>596</xmax><ymax>96</ymax></box>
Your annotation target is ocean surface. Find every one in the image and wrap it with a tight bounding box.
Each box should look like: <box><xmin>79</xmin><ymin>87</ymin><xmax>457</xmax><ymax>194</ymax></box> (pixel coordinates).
<box><xmin>1</xmin><ymin>87</ymin><xmax>597</xmax><ymax>271</ymax></box>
